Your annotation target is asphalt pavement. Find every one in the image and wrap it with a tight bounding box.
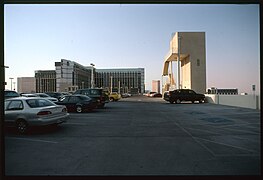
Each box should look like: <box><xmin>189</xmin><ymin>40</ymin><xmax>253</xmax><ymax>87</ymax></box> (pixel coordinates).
<box><xmin>4</xmin><ymin>95</ymin><xmax>261</xmax><ymax>176</ymax></box>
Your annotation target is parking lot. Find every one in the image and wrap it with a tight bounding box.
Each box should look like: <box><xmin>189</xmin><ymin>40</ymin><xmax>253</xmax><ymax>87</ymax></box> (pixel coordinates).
<box><xmin>5</xmin><ymin>95</ymin><xmax>260</xmax><ymax>175</ymax></box>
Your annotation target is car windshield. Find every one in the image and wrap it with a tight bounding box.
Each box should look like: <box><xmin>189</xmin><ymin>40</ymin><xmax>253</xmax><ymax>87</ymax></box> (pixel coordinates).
<box><xmin>26</xmin><ymin>99</ymin><xmax>55</xmax><ymax>108</ymax></box>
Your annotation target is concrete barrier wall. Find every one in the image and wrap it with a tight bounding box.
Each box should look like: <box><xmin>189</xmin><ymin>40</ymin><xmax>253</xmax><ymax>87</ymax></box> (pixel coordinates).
<box><xmin>205</xmin><ymin>94</ymin><xmax>260</xmax><ymax>110</ymax></box>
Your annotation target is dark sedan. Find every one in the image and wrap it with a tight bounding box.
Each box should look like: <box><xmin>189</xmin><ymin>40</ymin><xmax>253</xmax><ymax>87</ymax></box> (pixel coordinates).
<box><xmin>55</xmin><ymin>95</ymin><xmax>97</xmax><ymax>113</ymax></box>
<box><xmin>152</xmin><ymin>93</ymin><xmax>162</xmax><ymax>97</ymax></box>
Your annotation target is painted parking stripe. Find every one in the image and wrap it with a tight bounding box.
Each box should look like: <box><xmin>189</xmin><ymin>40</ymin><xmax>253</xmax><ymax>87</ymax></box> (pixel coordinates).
<box><xmin>6</xmin><ymin>137</ymin><xmax>58</xmax><ymax>144</ymax></box>
<box><xmin>194</xmin><ymin>137</ymin><xmax>257</xmax><ymax>153</ymax></box>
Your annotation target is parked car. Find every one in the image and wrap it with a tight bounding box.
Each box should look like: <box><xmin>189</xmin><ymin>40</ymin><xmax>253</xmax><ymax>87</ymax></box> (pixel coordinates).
<box><xmin>4</xmin><ymin>90</ymin><xmax>20</xmax><ymax>99</ymax></box>
<box><xmin>109</xmin><ymin>92</ymin><xmax>121</xmax><ymax>101</ymax></box>
<box><xmin>73</xmin><ymin>88</ymin><xmax>109</xmax><ymax>108</ymax></box>
<box><xmin>55</xmin><ymin>95</ymin><xmax>97</xmax><ymax>113</ymax></box>
<box><xmin>164</xmin><ymin>89</ymin><xmax>205</xmax><ymax>104</ymax></box>
<box><xmin>121</xmin><ymin>93</ymin><xmax>132</xmax><ymax>98</ymax></box>
<box><xmin>4</xmin><ymin>97</ymin><xmax>69</xmax><ymax>134</ymax></box>
<box><xmin>45</xmin><ymin>92</ymin><xmax>64</xmax><ymax>101</ymax></box>
<box><xmin>34</xmin><ymin>93</ymin><xmax>58</xmax><ymax>102</ymax></box>
<box><xmin>147</xmin><ymin>92</ymin><xmax>157</xmax><ymax>97</ymax></box>
<box><xmin>21</xmin><ymin>93</ymin><xmax>38</xmax><ymax>97</ymax></box>
<box><xmin>61</xmin><ymin>92</ymin><xmax>72</xmax><ymax>96</ymax></box>
<box><xmin>152</xmin><ymin>93</ymin><xmax>162</xmax><ymax>97</ymax></box>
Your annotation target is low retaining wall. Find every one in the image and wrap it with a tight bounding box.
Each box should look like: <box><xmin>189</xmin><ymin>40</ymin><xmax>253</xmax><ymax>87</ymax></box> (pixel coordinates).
<box><xmin>205</xmin><ymin>94</ymin><xmax>260</xmax><ymax>110</ymax></box>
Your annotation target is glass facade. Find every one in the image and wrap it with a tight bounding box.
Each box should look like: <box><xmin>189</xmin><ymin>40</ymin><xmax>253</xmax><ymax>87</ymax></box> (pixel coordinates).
<box><xmin>34</xmin><ymin>59</ymin><xmax>145</xmax><ymax>94</ymax></box>
<box><xmin>55</xmin><ymin>59</ymin><xmax>92</xmax><ymax>92</ymax></box>
<box><xmin>95</xmin><ymin>68</ymin><xmax>145</xmax><ymax>94</ymax></box>
<box><xmin>35</xmin><ymin>70</ymin><xmax>56</xmax><ymax>92</ymax></box>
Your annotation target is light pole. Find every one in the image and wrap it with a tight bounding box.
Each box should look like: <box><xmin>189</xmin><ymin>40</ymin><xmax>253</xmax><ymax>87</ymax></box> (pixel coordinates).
<box><xmin>13</xmin><ymin>82</ymin><xmax>16</xmax><ymax>91</ymax></box>
<box><xmin>110</xmin><ymin>76</ymin><xmax>113</xmax><ymax>93</ymax></box>
<box><xmin>90</xmin><ymin>63</ymin><xmax>95</xmax><ymax>88</ymax></box>
<box><xmin>3</xmin><ymin>66</ymin><xmax>9</xmax><ymax>87</ymax></box>
<box><xmin>9</xmin><ymin>77</ymin><xmax>14</xmax><ymax>90</ymax></box>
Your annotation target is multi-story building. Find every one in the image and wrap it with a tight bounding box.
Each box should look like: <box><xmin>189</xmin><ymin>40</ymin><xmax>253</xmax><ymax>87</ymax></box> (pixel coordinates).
<box><xmin>32</xmin><ymin>59</ymin><xmax>145</xmax><ymax>94</ymax></box>
<box><xmin>17</xmin><ymin>77</ymin><xmax>36</xmax><ymax>93</ymax></box>
<box><xmin>163</xmin><ymin>32</ymin><xmax>206</xmax><ymax>94</ymax></box>
<box><xmin>35</xmin><ymin>70</ymin><xmax>56</xmax><ymax>92</ymax></box>
<box><xmin>55</xmin><ymin>59</ymin><xmax>93</xmax><ymax>92</ymax></box>
<box><xmin>152</xmin><ymin>80</ymin><xmax>160</xmax><ymax>93</ymax></box>
<box><xmin>95</xmin><ymin>68</ymin><xmax>145</xmax><ymax>94</ymax></box>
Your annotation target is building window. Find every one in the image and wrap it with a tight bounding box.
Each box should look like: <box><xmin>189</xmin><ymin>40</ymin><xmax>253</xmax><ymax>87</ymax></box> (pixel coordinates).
<box><xmin>197</xmin><ymin>59</ymin><xmax>200</xmax><ymax>66</ymax></box>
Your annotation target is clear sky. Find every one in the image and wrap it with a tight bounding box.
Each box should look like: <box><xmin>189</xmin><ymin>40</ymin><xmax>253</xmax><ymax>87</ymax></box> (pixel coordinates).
<box><xmin>4</xmin><ymin>4</ymin><xmax>260</xmax><ymax>94</ymax></box>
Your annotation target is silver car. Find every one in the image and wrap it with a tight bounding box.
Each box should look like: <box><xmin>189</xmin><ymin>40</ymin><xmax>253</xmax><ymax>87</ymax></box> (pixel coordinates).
<box><xmin>34</xmin><ymin>93</ymin><xmax>58</xmax><ymax>102</ymax></box>
<box><xmin>4</xmin><ymin>97</ymin><xmax>69</xmax><ymax>134</ymax></box>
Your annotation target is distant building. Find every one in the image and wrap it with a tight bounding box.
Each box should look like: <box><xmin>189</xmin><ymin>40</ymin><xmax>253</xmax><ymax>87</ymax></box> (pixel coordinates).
<box><xmin>95</xmin><ymin>68</ymin><xmax>145</xmax><ymax>94</ymax></box>
<box><xmin>55</xmin><ymin>59</ymin><xmax>92</xmax><ymax>92</ymax></box>
<box><xmin>35</xmin><ymin>70</ymin><xmax>56</xmax><ymax>92</ymax></box>
<box><xmin>152</xmin><ymin>80</ymin><xmax>160</xmax><ymax>93</ymax></box>
<box><xmin>207</xmin><ymin>87</ymin><xmax>238</xmax><ymax>95</ymax></box>
<box><xmin>33</xmin><ymin>59</ymin><xmax>145</xmax><ymax>94</ymax></box>
<box><xmin>17</xmin><ymin>77</ymin><xmax>36</xmax><ymax>93</ymax></box>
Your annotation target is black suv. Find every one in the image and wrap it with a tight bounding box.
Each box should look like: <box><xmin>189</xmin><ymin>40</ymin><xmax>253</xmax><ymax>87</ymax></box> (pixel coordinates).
<box><xmin>73</xmin><ymin>88</ymin><xmax>109</xmax><ymax>108</ymax></box>
<box><xmin>164</xmin><ymin>89</ymin><xmax>205</xmax><ymax>104</ymax></box>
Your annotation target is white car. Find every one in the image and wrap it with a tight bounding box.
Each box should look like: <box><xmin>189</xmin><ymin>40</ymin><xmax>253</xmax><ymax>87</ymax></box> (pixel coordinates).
<box><xmin>34</xmin><ymin>93</ymin><xmax>58</xmax><ymax>102</ymax></box>
<box><xmin>5</xmin><ymin>97</ymin><xmax>69</xmax><ymax>134</ymax></box>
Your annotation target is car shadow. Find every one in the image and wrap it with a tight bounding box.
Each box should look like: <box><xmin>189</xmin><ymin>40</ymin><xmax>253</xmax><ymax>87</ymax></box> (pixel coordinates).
<box><xmin>4</xmin><ymin>124</ymin><xmax>63</xmax><ymax>135</ymax></box>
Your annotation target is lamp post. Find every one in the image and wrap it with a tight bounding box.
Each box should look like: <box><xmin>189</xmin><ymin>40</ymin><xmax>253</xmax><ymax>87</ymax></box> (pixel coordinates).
<box><xmin>13</xmin><ymin>82</ymin><xmax>16</xmax><ymax>91</ymax></box>
<box><xmin>9</xmin><ymin>77</ymin><xmax>14</xmax><ymax>90</ymax></box>
<box><xmin>110</xmin><ymin>76</ymin><xmax>113</xmax><ymax>93</ymax></box>
<box><xmin>3</xmin><ymin>66</ymin><xmax>9</xmax><ymax>87</ymax></box>
<box><xmin>90</xmin><ymin>63</ymin><xmax>95</xmax><ymax>88</ymax></box>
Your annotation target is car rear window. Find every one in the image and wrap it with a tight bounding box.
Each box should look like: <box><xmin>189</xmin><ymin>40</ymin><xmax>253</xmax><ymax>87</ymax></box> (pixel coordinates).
<box><xmin>26</xmin><ymin>99</ymin><xmax>55</xmax><ymax>108</ymax></box>
<box><xmin>89</xmin><ymin>89</ymin><xmax>102</xmax><ymax>95</ymax></box>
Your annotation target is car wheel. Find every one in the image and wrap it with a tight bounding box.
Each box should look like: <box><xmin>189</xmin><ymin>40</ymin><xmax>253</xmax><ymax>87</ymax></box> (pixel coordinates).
<box><xmin>16</xmin><ymin>119</ymin><xmax>28</xmax><ymax>134</ymax></box>
<box><xmin>76</xmin><ymin>106</ymin><xmax>83</xmax><ymax>113</ymax></box>
<box><xmin>199</xmin><ymin>100</ymin><xmax>203</xmax><ymax>103</ymax></box>
<box><xmin>176</xmin><ymin>99</ymin><xmax>181</xmax><ymax>104</ymax></box>
<box><xmin>192</xmin><ymin>100</ymin><xmax>195</xmax><ymax>103</ymax></box>
<box><xmin>110</xmin><ymin>97</ymin><xmax>114</xmax><ymax>102</ymax></box>
<box><xmin>169</xmin><ymin>100</ymin><xmax>174</xmax><ymax>104</ymax></box>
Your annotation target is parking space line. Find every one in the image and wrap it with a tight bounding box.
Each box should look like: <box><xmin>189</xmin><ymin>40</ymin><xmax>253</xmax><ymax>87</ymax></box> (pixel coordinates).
<box><xmin>194</xmin><ymin>137</ymin><xmax>257</xmax><ymax>153</ymax></box>
<box><xmin>222</xmin><ymin>127</ymin><xmax>260</xmax><ymax>135</ymax></box>
<box><xmin>185</xmin><ymin>127</ymin><xmax>221</xmax><ymax>135</ymax></box>
<box><xmin>66</xmin><ymin>123</ymin><xmax>87</xmax><ymax>125</ymax></box>
<box><xmin>6</xmin><ymin>137</ymin><xmax>58</xmax><ymax>144</ymax></box>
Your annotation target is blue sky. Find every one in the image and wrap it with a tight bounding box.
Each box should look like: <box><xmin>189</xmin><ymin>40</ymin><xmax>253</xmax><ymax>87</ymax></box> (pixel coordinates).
<box><xmin>4</xmin><ymin>4</ymin><xmax>260</xmax><ymax>94</ymax></box>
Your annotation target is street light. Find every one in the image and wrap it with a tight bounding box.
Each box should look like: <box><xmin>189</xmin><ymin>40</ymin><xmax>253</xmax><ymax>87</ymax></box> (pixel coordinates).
<box><xmin>13</xmin><ymin>82</ymin><xmax>16</xmax><ymax>91</ymax></box>
<box><xmin>90</xmin><ymin>63</ymin><xmax>95</xmax><ymax>88</ymax></box>
<box><xmin>9</xmin><ymin>77</ymin><xmax>14</xmax><ymax>90</ymax></box>
<box><xmin>3</xmin><ymin>66</ymin><xmax>9</xmax><ymax>86</ymax></box>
